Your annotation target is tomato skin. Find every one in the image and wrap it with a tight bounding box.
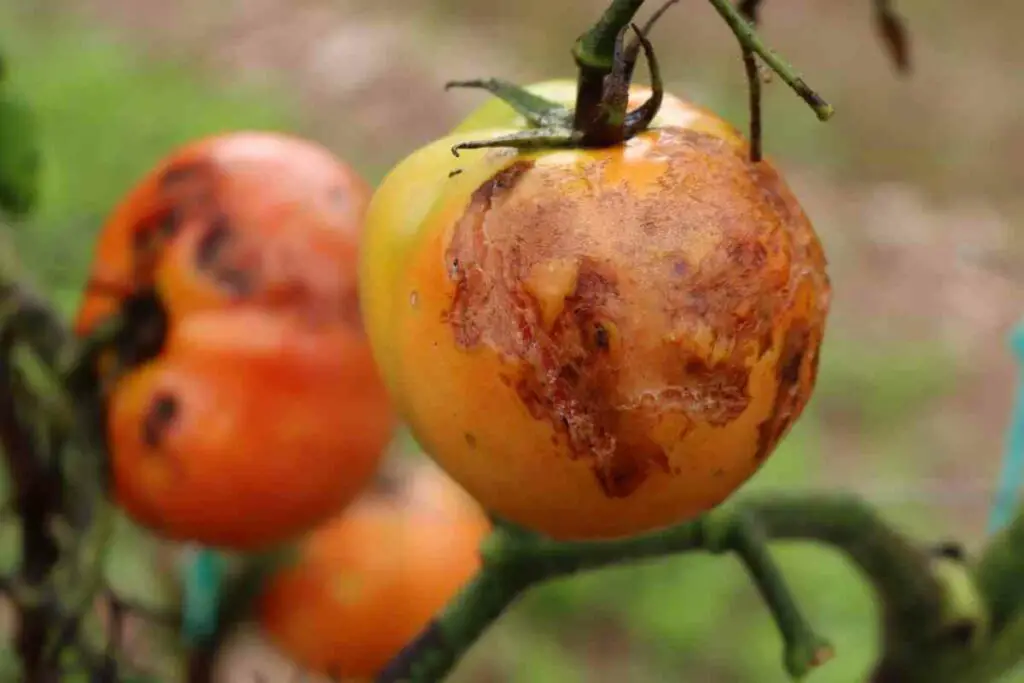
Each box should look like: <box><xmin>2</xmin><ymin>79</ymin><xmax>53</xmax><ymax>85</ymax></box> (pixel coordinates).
<box><xmin>75</xmin><ymin>131</ymin><xmax>370</xmax><ymax>333</ymax></box>
<box><xmin>365</xmin><ymin>94</ymin><xmax>830</xmax><ymax>540</ymax></box>
<box><xmin>78</xmin><ymin>132</ymin><xmax>394</xmax><ymax>550</ymax></box>
<box><xmin>359</xmin><ymin>130</ymin><xmax>519</xmax><ymax>406</ymax></box>
<box><xmin>109</xmin><ymin>309</ymin><xmax>393</xmax><ymax>549</ymax></box>
<box><xmin>258</xmin><ymin>460</ymin><xmax>489</xmax><ymax>679</ymax></box>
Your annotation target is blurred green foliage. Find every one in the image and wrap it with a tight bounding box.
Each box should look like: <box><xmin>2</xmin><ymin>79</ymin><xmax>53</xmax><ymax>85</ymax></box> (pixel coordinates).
<box><xmin>0</xmin><ymin>4</ymin><xmax>1020</xmax><ymax>683</ymax></box>
<box><xmin>0</xmin><ymin>5</ymin><xmax>298</xmax><ymax>317</ymax></box>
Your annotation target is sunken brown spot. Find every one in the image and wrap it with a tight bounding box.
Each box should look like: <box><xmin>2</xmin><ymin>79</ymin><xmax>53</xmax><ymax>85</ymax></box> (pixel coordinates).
<box><xmin>445</xmin><ymin>128</ymin><xmax>830</xmax><ymax>497</ymax></box>
<box><xmin>128</xmin><ymin>160</ymin><xmax>221</xmax><ymax>290</ymax></box>
<box><xmin>755</xmin><ymin>322</ymin><xmax>815</xmax><ymax>462</ymax></box>
<box><xmin>141</xmin><ymin>391</ymin><xmax>178</xmax><ymax>449</ymax></box>
<box><xmin>194</xmin><ymin>215</ymin><xmax>254</xmax><ymax>297</ymax></box>
<box><xmin>159</xmin><ymin>160</ymin><xmax>217</xmax><ymax>213</ymax></box>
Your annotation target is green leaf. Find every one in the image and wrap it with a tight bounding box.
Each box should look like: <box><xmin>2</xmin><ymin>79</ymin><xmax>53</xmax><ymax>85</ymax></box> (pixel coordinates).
<box><xmin>0</xmin><ymin>88</ymin><xmax>41</xmax><ymax>217</ymax></box>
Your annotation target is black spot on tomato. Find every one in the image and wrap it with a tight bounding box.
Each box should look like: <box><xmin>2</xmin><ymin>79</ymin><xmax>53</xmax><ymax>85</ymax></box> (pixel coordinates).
<box><xmin>594</xmin><ymin>323</ymin><xmax>610</xmax><ymax>351</ymax></box>
<box><xmin>159</xmin><ymin>163</ymin><xmax>201</xmax><ymax>189</ymax></box>
<box><xmin>142</xmin><ymin>392</ymin><xmax>178</xmax><ymax>449</ymax></box>
<box><xmin>194</xmin><ymin>215</ymin><xmax>253</xmax><ymax>297</ymax></box>
<box><xmin>195</xmin><ymin>215</ymin><xmax>231</xmax><ymax>270</ymax></box>
<box><xmin>115</xmin><ymin>289</ymin><xmax>169</xmax><ymax>369</ymax></box>
<box><xmin>157</xmin><ymin>207</ymin><xmax>181</xmax><ymax>238</ymax></box>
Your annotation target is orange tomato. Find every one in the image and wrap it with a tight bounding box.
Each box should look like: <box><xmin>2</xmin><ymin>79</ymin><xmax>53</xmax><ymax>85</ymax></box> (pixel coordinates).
<box><xmin>77</xmin><ymin>131</ymin><xmax>394</xmax><ymax>549</ymax></box>
<box><xmin>76</xmin><ymin>130</ymin><xmax>370</xmax><ymax>332</ymax></box>
<box><xmin>258</xmin><ymin>459</ymin><xmax>490</xmax><ymax>679</ymax></box>
<box><xmin>363</xmin><ymin>93</ymin><xmax>830</xmax><ymax>540</ymax></box>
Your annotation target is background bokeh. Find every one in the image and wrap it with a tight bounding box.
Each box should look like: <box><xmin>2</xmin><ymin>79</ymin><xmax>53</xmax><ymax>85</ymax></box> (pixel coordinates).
<box><xmin>1</xmin><ymin>0</ymin><xmax>1022</xmax><ymax>681</ymax></box>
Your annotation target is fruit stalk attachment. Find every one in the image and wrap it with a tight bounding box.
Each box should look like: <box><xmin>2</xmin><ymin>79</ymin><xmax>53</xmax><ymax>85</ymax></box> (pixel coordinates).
<box><xmin>447</xmin><ymin>0</ymin><xmax>835</xmax><ymax>154</ymax></box>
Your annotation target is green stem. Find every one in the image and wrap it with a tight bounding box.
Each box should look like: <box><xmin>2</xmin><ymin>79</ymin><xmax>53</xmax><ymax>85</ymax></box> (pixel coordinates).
<box><xmin>572</xmin><ymin>0</ymin><xmax>647</xmax><ymax>72</ymax></box>
<box><xmin>377</xmin><ymin>568</ymin><xmax>533</xmax><ymax>682</ymax></box>
<box><xmin>571</xmin><ymin>0</ymin><xmax>646</xmax><ymax>133</ymax></box>
<box><xmin>740</xmin><ymin>494</ymin><xmax>943</xmax><ymax>632</ymax></box>
<box><xmin>705</xmin><ymin>0</ymin><xmax>834</xmax><ymax>121</ymax></box>
<box><xmin>973</xmin><ymin>502</ymin><xmax>1024</xmax><ymax>635</ymax></box>
<box><xmin>376</xmin><ymin>502</ymin><xmax>832</xmax><ymax>683</ymax></box>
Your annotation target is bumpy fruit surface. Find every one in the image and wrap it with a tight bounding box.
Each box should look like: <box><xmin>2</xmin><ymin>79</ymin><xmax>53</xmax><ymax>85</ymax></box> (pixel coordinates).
<box><xmin>77</xmin><ymin>131</ymin><xmax>393</xmax><ymax>549</ymax></box>
<box><xmin>362</xmin><ymin>87</ymin><xmax>831</xmax><ymax>540</ymax></box>
<box><xmin>259</xmin><ymin>458</ymin><xmax>489</xmax><ymax>679</ymax></box>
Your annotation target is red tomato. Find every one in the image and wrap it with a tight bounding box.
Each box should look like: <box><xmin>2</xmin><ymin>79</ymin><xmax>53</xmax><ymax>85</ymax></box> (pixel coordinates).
<box><xmin>76</xmin><ymin>131</ymin><xmax>394</xmax><ymax>549</ymax></box>
<box><xmin>258</xmin><ymin>459</ymin><xmax>490</xmax><ymax>678</ymax></box>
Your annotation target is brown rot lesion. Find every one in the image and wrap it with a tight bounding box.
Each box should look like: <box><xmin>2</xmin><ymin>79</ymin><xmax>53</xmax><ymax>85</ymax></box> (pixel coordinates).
<box><xmin>141</xmin><ymin>391</ymin><xmax>178</xmax><ymax>450</ymax></box>
<box><xmin>192</xmin><ymin>214</ymin><xmax>254</xmax><ymax>298</ymax></box>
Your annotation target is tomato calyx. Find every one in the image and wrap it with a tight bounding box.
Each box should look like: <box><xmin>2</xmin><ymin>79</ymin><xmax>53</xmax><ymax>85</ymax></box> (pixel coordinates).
<box><xmin>447</xmin><ymin>0</ymin><xmax>677</xmax><ymax>155</ymax></box>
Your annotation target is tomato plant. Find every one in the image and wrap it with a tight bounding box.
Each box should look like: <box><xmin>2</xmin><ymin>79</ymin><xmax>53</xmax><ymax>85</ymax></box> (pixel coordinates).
<box><xmin>361</xmin><ymin>58</ymin><xmax>830</xmax><ymax>539</ymax></box>
<box><xmin>76</xmin><ymin>131</ymin><xmax>394</xmax><ymax>549</ymax></box>
<box><xmin>452</xmin><ymin>79</ymin><xmax>742</xmax><ymax>144</ymax></box>
<box><xmin>258</xmin><ymin>459</ymin><xmax>489</xmax><ymax>679</ymax></box>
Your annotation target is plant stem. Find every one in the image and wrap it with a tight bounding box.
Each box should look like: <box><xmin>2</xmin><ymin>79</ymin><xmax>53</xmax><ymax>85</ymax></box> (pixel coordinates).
<box><xmin>0</xmin><ymin>302</ymin><xmax>63</xmax><ymax>682</ymax></box>
<box><xmin>705</xmin><ymin>0</ymin><xmax>833</xmax><ymax>121</ymax></box>
<box><xmin>376</xmin><ymin>502</ymin><xmax>834</xmax><ymax>683</ymax></box>
<box><xmin>572</xmin><ymin>0</ymin><xmax>647</xmax><ymax>73</ymax></box>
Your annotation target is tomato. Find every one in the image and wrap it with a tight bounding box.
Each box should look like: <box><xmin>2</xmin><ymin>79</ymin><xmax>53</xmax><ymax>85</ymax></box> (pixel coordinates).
<box><xmin>452</xmin><ymin>79</ymin><xmax>743</xmax><ymax>144</ymax></box>
<box><xmin>360</xmin><ymin>131</ymin><xmax>516</xmax><ymax>407</ymax></box>
<box><xmin>77</xmin><ymin>131</ymin><xmax>394</xmax><ymax>549</ymax></box>
<box><xmin>258</xmin><ymin>458</ymin><xmax>489</xmax><ymax>679</ymax></box>
<box><xmin>362</xmin><ymin>92</ymin><xmax>830</xmax><ymax>540</ymax></box>
<box><xmin>361</xmin><ymin>83</ymin><xmax>745</xmax><ymax>406</ymax></box>
<box><xmin>75</xmin><ymin>131</ymin><xmax>370</xmax><ymax>333</ymax></box>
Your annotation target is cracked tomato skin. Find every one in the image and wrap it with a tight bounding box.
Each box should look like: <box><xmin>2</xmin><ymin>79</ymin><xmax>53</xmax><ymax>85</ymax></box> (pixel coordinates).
<box><xmin>364</xmin><ymin>97</ymin><xmax>831</xmax><ymax>540</ymax></box>
<box><xmin>77</xmin><ymin>132</ymin><xmax>394</xmax><ymax>550</ymax></box>
<box><xmin>361</xmin><ymin>83</ymin><xmax>742</xmax><ymax>409</ymax></box>
<box><xmin>258</xmin><ymin>459</ymin><xmax>489</xmax><ymax>679</ymax></box>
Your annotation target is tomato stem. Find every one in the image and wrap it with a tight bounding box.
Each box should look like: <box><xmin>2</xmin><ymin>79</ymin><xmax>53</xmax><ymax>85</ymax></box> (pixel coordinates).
<box><xmin>571</xmin><ymin>0</ymin><xmax>647</xmax><ymax>74</ymax></box>
<box><xmin>706</xmin><ymin>0</ymin><xmax>833</xmax><ymax>121</ymax></box>
<box><xmin>377</xmin><ymin>504</ymin><xmax>838</xmax><ymax>683</ymax></box>
<box><xmin>377</xmin><ymin>493</ymin><xmax>1024</xmax><ymax>683</ymax></box>
<box><xmin>738</xmin><ymin>1</ymin><xmax>763</xmax><ymax>163</ymax></box>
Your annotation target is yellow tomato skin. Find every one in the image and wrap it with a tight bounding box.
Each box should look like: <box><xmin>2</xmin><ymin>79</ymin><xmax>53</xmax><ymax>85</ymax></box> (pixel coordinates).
<box><xmin>359</xmin><ymin>129</ymin><xmax>520</xmax><ymax>406</ymax></box>
<box><xmin>258</xmin><ymin>460</ymin><xmax>489</xmax><ymax>679</ymax></box>
<box><xmin>363</xmin><ymin>88</ymin><xmax>829</xmax><ymax>541</ymax></box>
<box><xmin>452</xmin><ymin>78</ymin><xmax>743</xmax><ymax>143</ymax></box>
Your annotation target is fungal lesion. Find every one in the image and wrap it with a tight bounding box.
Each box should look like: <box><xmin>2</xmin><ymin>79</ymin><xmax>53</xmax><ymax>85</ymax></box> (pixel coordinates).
<box><xmin>754</xmin><ymin>321</ymin><xmax>818</xmax><ymax>462</ymax></box>
<box><xmin>193</xmin><ymin>214</ymin><xmax>254</xmax><ymax>297</ymax></box>
<box><xmin>141</xmin><ymin>391</ymin><xmax>179</xmax><ymax>450</ymax></box>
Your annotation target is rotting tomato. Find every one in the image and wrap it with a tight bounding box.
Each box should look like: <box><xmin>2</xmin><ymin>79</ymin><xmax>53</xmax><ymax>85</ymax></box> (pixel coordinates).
<box><xmin>362</xmin><ymin>91</ymin><xmax>831</xmax><ymax>540</ymax></box>
<box><xmin>108</xmin><ymin>309</ymin><xmax>393</xmax><ymax>548</ymax></box>
<box><xmin>258</xmin><ymin>457</ymin><xmax>489</xmax><ymax>679</ymax></box>
<box><xmin>360</xmin><ymin>82</ymin><xmax>744</xmax><ymax>406</ymax></box>
<box><xmin>76</xmin><ymin>131</ymin><xmax>372</xmax><ymax>332</ymax></box>
<box><xmin>76</xmin><ymin>131</ymin><xmax>395</xmax><ymax>549</ymax></box>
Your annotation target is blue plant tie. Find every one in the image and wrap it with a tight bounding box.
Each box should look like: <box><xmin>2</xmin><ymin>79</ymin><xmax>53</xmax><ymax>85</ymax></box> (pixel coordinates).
<box><xmin>987</xmin><ymin>321</ymin><xmax>1024</xmax><ymax>535</ymax></box>
<box><xmin>181</xmin><ymin>546</ymin><xmax>227</xmax><ymax>647</ymax></box>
